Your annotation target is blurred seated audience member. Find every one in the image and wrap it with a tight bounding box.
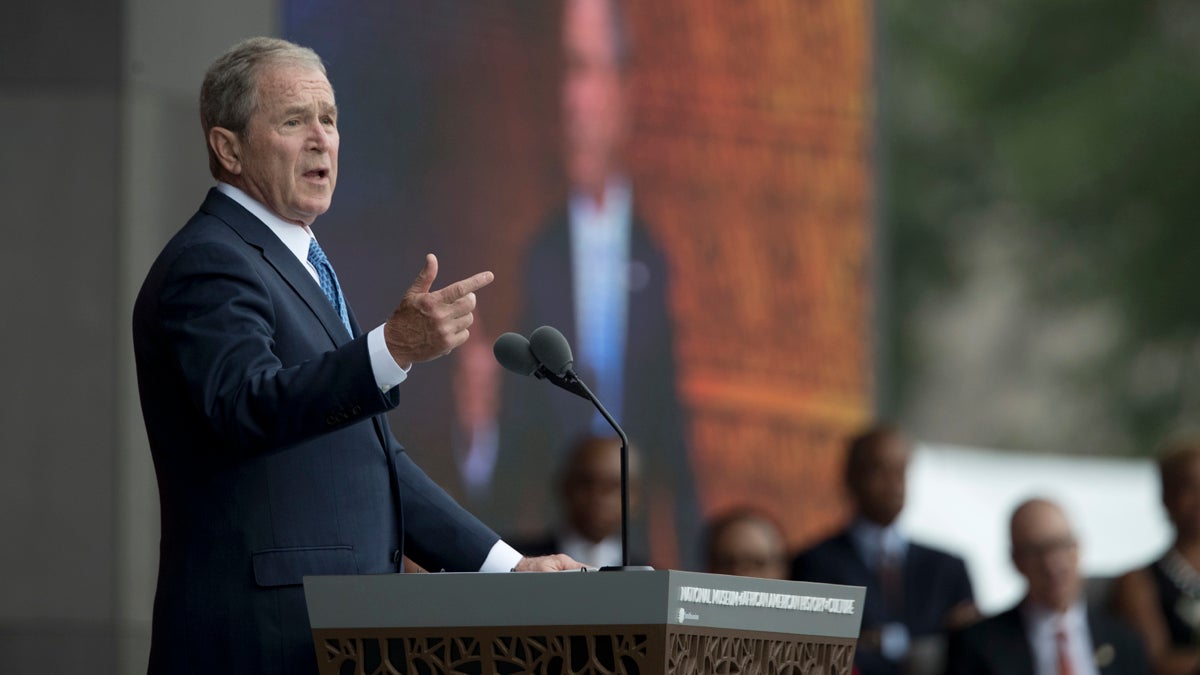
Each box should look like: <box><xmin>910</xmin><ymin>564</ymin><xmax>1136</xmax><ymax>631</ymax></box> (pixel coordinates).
<box><xmin>792</xmin><ymin>424</ymin><xmax>978</xmax><ymax>675</ymax></box>
<box><xmin>704</xmin><ymin>507</ymin><xmax>789</xmax><ymax>579</ymax></box>
<box><xmin>1110</xmin><ymin>439</ymin><xmax>1200</xmax><ymax>674</ymax></box>
<box><xmin>945</xmin><ymin>498</ymin><xmax>1148</xmax><ymax>675</ymax></box>
<box><xmin>508</xmin><ymin>435</ymin><xmax>643</xmax><ymax>568</ymax></box>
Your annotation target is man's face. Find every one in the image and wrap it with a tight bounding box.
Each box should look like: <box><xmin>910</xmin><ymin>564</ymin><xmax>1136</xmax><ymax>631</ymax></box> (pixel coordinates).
<box><xmin>561</xmin><ymin>441</ymin><xmax>629</xmax><ymax>543</ymax></box>
<box><xmin>848</xmin><ymin>434</ymin><xmax>909</xmax><ymax>527</ymax></box>
<box><xmin>1011</xmin><ymin>501</ymin><xmax>1081</xmax><ymax>613</ymax></box>
<box><xmin>233</xmin><ymin>64</ymin><xmax>338</xmax><ymax>225</ymax></box>
<box><xmin>562</xmin><ymin>0</ymin><xmax>628</xmax><ymax>197</ymax></box>
<box><xmin>708</xmin><ymin>519</ymin><xmax>788</xmax><ymax>580</ymax></box>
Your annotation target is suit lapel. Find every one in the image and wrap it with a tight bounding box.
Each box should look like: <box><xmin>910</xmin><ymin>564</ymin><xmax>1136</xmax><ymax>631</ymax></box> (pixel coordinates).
<box><xmin>901</xmin><ymin>543</ymin><xmax>926</xmax><ymax>621</ymax></box>
<box><xmin>539</xmin><ymin>216</ymin><xmax>590</xmax><ymax>429</ymax></box>
<box><xmin>621</xmin><ymin>214</ymin><xmax>655</xmax><ymax>404</ymax></box>
<box><xmin>837</xmin><ymin>531</ymin><xmax>873</xmax><ymax>575</ymax></box>
<box><xmin>201</xmin><ymin>189</ymin><xmax>355</xmax><ymax>346</ymax></box>
<box><xmin>1087</xmin><ymin>610</ymin><xmax>1121</xmax><ymax>675</ymax></box>
<box><xmin>992</xmin><ymin>607</ymin><xmax>1037</xmax><ymax>675</ymax></box>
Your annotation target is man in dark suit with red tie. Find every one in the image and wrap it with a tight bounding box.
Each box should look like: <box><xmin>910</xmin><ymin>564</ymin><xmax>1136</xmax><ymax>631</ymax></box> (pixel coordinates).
<box><xmin>792</xmin><ymin>425</ymin><xmax>979</xmax><ymax>675</ymax></box>
<box><xmin>133</xmin><ymin>37</ymin><xmax>581</xmax><ymax>675</ymax></box>
<box><xmin>944</xmin><ymin>498</ymin><xmax>1148</xmax><ymax>675</ymax></box>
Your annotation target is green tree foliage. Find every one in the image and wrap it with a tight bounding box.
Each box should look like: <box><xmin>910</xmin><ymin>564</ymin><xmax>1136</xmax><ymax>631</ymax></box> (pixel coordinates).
<box><xmin>884</xmin><ymin>0</ymin><xmax>1200</xmax><ymax>453</ymax></box>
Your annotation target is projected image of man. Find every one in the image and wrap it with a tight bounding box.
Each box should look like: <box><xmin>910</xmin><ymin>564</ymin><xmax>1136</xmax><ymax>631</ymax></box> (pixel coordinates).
<box><xmin>493</xmin><ymin>0</ymin><xmax>700</xmax><ymax>568</ymax></box>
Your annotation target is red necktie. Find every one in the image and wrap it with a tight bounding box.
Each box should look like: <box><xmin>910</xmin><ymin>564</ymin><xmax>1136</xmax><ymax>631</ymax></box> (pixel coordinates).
<box><xmin>1056</xmin><ymin>624</ymin><xmax>1074</xmax><ymax>675</ymax></box>
<box><xmin>879</xmin><ymin>551</ymin><xmax>904</xmax><ymax>613</ymax></box>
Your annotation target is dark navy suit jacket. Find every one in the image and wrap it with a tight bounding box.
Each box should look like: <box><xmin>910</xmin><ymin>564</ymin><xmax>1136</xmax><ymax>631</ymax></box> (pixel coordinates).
<box><xmin>492</xmin><ymin>208</ymin><xmax>700</xmax><ymax>567</ymax></box>
<box><xmin>132</xmin><ymin>189</ymin><xmax>499</xmax><ymax>675</ymax></box>
<box><xmin>943</xmin><ymin>605</ymin><xmax>1148</xmax><ymax>675</ymax></box>
<box><xmin>792</xmin><ymin>527</ymin><xmax>975</xmax><ymax>675</ymax></box>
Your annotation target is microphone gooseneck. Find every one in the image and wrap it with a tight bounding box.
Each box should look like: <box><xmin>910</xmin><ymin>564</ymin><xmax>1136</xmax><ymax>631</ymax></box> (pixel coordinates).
<box><xmin>497</xmin><ymin>325</ymin><xmax>642</xmax><ymax>570</ymax></box>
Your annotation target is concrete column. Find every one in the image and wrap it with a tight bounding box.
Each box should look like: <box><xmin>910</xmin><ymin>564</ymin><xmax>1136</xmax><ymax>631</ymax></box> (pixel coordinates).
<box><xmin>116</xmin><ymin>2</ymin><xmax>276</xmax><ymax>673</ymax></box>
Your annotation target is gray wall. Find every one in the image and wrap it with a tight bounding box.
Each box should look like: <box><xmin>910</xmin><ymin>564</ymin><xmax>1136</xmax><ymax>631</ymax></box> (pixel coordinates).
<box><xmin>1</xmin><ymin>2</ymin><xmax>274</xmax><ymax>673</ymax></box>
<box><xmin>1</xmin><ymin>2</ymin><xmax>122</xmax><ymax>671</ymax></box>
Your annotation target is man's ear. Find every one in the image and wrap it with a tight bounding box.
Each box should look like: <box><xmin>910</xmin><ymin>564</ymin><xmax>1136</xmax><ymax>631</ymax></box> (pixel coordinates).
<box><xmin>1011</xmin><ymin>548</ymin><xmax>1025</xmax><ymax>576</ymax></box>
<box><xmin>209</xmin><ymin>127</ymin><xmax>244</xmax><ymax>176</ymax></box>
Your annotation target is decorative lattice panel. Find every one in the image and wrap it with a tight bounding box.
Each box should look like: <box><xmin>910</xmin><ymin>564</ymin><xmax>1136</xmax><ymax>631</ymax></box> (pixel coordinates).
<box><xmin>667</xmin><ymin>632</ymin><xmax>855</xmax><ymax>675</ymax></box>
<box><xmin>320</xmin><ymin>632</ymin><xmax>650</xmax><ymax>675</ymax></box>
<box><xmin>315</xmin><ymin>628</ymin><xmax>854</xmax><ymax>675</ymax></box>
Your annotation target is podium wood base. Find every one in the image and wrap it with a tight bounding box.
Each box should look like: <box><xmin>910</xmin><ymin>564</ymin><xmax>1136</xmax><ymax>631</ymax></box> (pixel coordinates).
<box><xmin>313</xmin><ymin>624</ymin><xmax>856</xmax><ymax>675</ymax></box>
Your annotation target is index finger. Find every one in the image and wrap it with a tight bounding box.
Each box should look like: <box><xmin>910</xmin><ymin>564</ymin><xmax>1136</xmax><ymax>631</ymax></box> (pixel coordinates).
<box><xmin>432</xmin><ymin>270</ymin><xmax>495</xmax><ymax>303</ymax></box>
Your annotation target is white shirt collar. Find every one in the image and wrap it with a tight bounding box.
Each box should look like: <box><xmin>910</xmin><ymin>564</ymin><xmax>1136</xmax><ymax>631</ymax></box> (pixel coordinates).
<box><xmin>216</xmin><ymin>182</ymin><xmax>319</xmax><ymax>280</ymax></box>
<box><xmin>1021</xmin><ymin>598</ymin><xmax>1088</xmax><ymax>636</ymax></box>
<box><xmin>1020</xmin><ymin>599</ymin><xmax>1098</xmax><ymax>675</ymax></box>
<box><xmin>558</xmin><ymin>528</ymin><xmax>624</xmax><ymax>569</ymax></box>
<box><xmin>568</xmin><ymin>176</ymin><xmax>632</xmax><ymax>228</ymax></box>
<box><xmin>849</xmin><ymin>516</ymin><xmax>908</xmax><ymax>566</ymax></box>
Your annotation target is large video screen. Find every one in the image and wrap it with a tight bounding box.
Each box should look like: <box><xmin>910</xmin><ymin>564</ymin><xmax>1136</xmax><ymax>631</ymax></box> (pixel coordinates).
<box><xmin>286</xmin><ymin>0</ymin><xmax>873</xmax><ymax>568</ymax></box>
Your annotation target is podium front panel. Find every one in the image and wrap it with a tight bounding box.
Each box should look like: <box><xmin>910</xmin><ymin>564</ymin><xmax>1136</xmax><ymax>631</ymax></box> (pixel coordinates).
<box><xmin>305</xmin><ymin>570</ymin><xmax>863</xmax><ymax>674</ymax></box>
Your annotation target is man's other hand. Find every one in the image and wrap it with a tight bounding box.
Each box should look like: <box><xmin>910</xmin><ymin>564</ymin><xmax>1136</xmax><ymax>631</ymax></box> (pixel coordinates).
<box><xmin>513</xmin><ymin>554</ymin><xmax>586</xmax><ymax>572</ymax></box>
<box><xmin>385</xmin><ymin>253</ymin><xmax>494</xmax><ymax>368</ymax></box>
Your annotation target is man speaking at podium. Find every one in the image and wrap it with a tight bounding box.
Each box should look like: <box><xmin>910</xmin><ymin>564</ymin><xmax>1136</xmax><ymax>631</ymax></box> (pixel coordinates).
<box><xmin>133</xmin><ymin>37</ymin><xmax>582</xmax><ymax>675</ymax></box>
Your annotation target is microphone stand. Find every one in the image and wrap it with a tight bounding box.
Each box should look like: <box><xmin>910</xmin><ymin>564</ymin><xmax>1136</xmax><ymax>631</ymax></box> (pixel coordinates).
<box><xmin>559</xmin><ymin>371</ymin><xmax>651</xmax><ymax>571</ymax></box>
<box><xmin>510</xmin><ymin>326</ymin><xmax>651</xmax><ymax>571</ymax></box>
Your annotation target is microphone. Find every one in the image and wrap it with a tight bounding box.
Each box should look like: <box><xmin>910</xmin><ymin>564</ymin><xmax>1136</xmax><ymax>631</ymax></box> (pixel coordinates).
<box><xmin>528</xmin><ymin>325</ymin><xmax>575</xmax><ymax>378</ymax></box>
<box><xmin>494</xmin><ymin>326</ymin><xmax>648</xmax><ymax>571</ymax></box>
<box><xmin>493</xmin><ymin>332</ymin><xmax>540</xmax><ymax>377</ymax></box>
<box><xmin>494</xmin><ymin>330</ymin><xmax>591</xmax><ymax>399</ymax></box>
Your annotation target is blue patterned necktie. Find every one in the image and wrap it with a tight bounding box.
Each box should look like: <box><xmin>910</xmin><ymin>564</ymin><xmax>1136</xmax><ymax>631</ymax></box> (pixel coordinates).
<box><xmin>307</xmin><ymin>238</ymin><xmax>353</xmax><ymax>337</ymax></box>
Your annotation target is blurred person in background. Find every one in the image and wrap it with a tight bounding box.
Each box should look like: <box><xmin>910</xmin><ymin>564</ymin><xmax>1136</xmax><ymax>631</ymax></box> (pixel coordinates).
<box><xmin>508</xmin><ymin>435</ymin><xmax>645</xmax><ymax>568</ymax></box>
<box><xmin>792</xmin><ymin>424</ymin><xmax>977</xmax><ymax>675</ymax></box>
<box><xmin>704</xmin><ymin>507</ymin><xmax>789</xmax><ymax>579</ymax></box>
<box><xmin>1110</xmin><ymin>439</ymin><xmax>1200</xmax><ymax>674</ymax></box>
<box><xmin>945</xmin><ymin>498</ymin><xmax>1147</xmax><ymax>675</ymax></box>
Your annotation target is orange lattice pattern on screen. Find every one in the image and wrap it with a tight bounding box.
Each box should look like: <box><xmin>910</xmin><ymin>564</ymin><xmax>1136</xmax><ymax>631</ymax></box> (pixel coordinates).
<box><xmin>626</xmin><ymin>0</ymin><xmax>874</xmax><ymax>548</ymax></box>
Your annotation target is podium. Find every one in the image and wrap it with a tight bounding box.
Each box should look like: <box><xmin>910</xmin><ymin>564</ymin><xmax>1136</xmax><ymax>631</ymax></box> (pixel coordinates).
<box><xmin>304</xmin><ymin>570</ymin><xmax>864</xmax><ymax>674</ymax></box>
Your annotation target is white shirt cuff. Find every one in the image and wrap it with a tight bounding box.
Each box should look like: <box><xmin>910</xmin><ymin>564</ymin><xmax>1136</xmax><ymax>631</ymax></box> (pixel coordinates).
<box><xmin>479</xmin><ymin>540</ymin><xmax>524</xmax><ymax>573</ymax></box>
<box><xmin>368</xmin><ymin>324</ymin><xmax>409</xmax><ymax>393</ymax></box>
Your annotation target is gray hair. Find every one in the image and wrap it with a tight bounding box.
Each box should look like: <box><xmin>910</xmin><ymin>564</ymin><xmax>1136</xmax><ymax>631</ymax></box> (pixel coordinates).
<box><xmin>200</xmin><ymin>37</ymin><xmax>327</xmax><ymax>179</ymax></box>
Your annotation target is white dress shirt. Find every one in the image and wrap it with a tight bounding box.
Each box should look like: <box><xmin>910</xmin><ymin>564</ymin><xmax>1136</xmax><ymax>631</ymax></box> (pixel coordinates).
<box><xmin>849</xmin><ymin>518</ymin><xmax>911</xmax><ymax>660</ymax></box>
<box><xmin>1022</xmin><ymin>600</ymin><xmax>1098</xmax><ymax>675</ymax></box>
<box><xmin>215</xmin><ymin>182</ymin><xmax>522</xmax><ymax>573</ymax></box>
<box><xmin>568</xmin><ymin>177</ymin><xmax>632</xmax><ymax>431</ymax></box>
<box><xmin>558</xmin><ymin>529</ymin><xmax>623</xmax><ymax>569</ymax></box>
<box><xmin>848</xmin><ymin>517</ymin><xmax>909</xmax><ymax>569</ymax></box>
